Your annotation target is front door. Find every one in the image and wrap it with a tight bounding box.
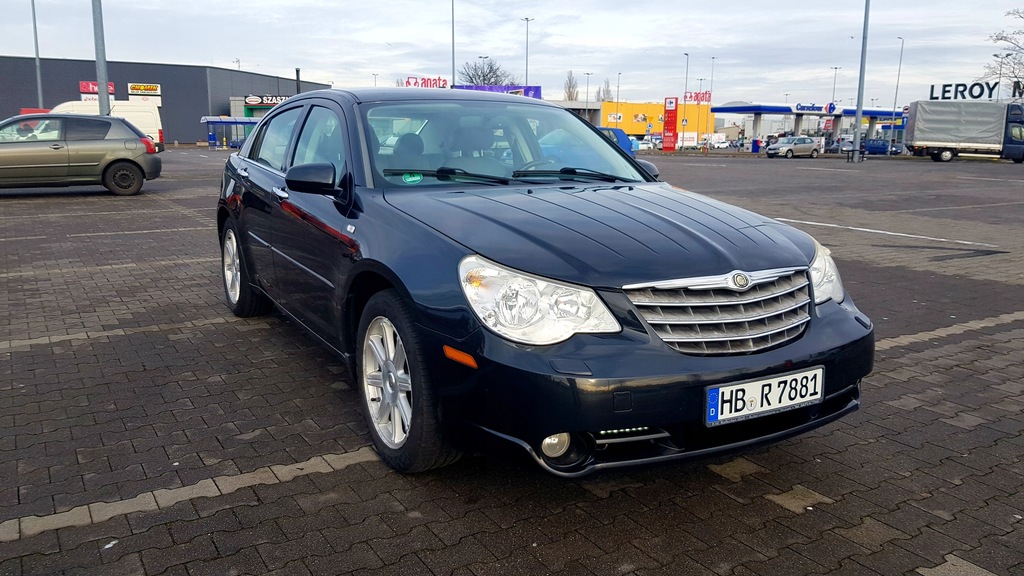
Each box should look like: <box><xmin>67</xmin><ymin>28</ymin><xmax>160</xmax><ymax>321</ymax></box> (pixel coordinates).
<box><xmin>270</xmin><ymin>102</ymin><xmax>354</xmax><ymax>341</ymax></box>
<box><xmin>0</xmin><ymin>118</ymin><xmax>68</xmax><ymax>184</ymax></box>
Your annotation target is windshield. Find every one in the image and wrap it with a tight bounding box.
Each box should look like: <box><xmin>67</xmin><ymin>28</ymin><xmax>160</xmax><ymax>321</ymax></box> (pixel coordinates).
<box><xmin>361</xmin><ymin>99</ymin><xmax>647</xmax><ymax>187</ymax></box>
<box><xmin>777</xmin><ymin>137</ymin><xmax>797</xmax><ymax>145</ymax></box>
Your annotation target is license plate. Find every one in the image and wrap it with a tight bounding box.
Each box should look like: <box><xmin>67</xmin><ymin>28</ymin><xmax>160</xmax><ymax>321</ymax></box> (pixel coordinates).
<box><xmin>705</xmin><ymin>367</ymin><xmax>824</xmax><ymax>426</ymax></box>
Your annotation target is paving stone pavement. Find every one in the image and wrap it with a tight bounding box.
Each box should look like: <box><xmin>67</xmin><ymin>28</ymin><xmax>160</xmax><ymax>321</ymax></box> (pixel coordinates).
<box><xmin>1</xmin><ymin>152</ymin><xmax>1022</xmax><ymax>575</ymax></box>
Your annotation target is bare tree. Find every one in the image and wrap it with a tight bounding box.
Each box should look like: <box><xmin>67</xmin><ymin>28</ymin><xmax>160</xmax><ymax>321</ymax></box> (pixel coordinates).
<box><xmin>458</xmin><ymin>59</ymin><xmax>519</xmax><ymax>86</ymax></box>
<box><xmin>986</xmin><ymin>8</ymin><xmax>1023</xmax><ymax>98</ymax></box>
<box><xmin>395</xmin><ymin>78</ymin><xmax>404</xmax><ymax>87</ymax></box>
<box><xmin>600</xmin><ymin>78</ymin><xmax>613</xmax><ymax>101</ymax></box>
<box><xmin>594</xmin><ymin>85</ymin><xmax>604</xmax><ymax>102</ymax></box>
<box><xmin>563</xmin><ymin>70</ymin><xmax>579</xmax><ymax>101</ymax></box>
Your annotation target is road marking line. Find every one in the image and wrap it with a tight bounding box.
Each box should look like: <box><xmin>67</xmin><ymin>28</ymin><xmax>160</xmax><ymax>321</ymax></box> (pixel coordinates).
<box><xmin>891</xmin><ymin>200</ymin><xmax>1024</xmax><ymax>213</ymax></box>
<box><xmin>0</xmin><ymin>235</ymin><xmax>47</xmax><ymax>242</ymax></box>
<box><xmin>67</xmin><ymin>227</ymin><xmax>209</xmax><ymax>237</ymax></box>
<box><xmin>876</xmin><ymin>310</ymin><xmax>1024</xmax><ymax>351</ymax></box>
<box><xmin>794</xmin><ymin>167</ymin><xmax>856</xmax><ymax>172</ymax></box>
<box><xmin>0</xmin><ymin>257</ymin><xmax>218</xmax><ymax>279</ymax></box>
<box><xmin>956</xmin><ymin>176</ymin><xmax>1024</xmax><ymax>184</ymax></box>
<box><xmin>199</xmin><ymin>154</ymin><xmax>209</xmax><ymax>158</ymax></box>
<box><xmin>0</xmin><ymin>447</ymin><xmax>378</xmax><ymax>542</ymax></box>
<box><xmin>775</xmin><ymin>218</ymin><xmax>999</xmax><ymax>248</ymax></box>
<box><xmin>3</xmin><ymin>208</ymin><xmax>181</xmax><ymax>219</ymax></box>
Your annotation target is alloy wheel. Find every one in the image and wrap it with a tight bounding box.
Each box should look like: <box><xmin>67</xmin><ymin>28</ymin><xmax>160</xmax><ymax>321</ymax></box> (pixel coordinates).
<box><xmin>362</xmin><ymin>316</ymin><xmax>412</xmax><ymax>449</ymax></box>
<box><xmin>222</xmin><ymin>229</ymin><xmax>241</xmax><ymax>305</ymax></box>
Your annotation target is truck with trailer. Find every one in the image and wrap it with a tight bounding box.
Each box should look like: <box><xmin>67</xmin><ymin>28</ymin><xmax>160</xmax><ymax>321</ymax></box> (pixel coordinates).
<box><xmin>904</xmin><ymin>100</ymin><xmax>1024</xmax><ymax>163</ymax></box>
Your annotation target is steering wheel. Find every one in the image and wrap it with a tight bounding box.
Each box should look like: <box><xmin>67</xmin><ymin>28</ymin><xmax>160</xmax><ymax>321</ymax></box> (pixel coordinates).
<box><xmin>518</xmin><ymin>158</ymin><xmax>557</xmax><ymax>171</ymax></box>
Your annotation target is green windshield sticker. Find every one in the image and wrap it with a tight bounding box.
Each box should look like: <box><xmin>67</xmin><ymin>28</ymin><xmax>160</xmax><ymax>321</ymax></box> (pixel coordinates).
<box><xmin>402</xmin><ymin>173</ymin><xmax>424</xmax><ymax>184</ymax></box>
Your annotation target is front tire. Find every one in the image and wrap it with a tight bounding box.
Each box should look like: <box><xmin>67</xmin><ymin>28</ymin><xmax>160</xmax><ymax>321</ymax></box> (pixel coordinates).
<box><xmin>104</xmin><ymin>162</ymin><xmax>144</xmax><ymax>196</ymax></box>
<box><xmin>810</xmin><ymin>149</ymin><xmax>819</xmax><ymax>159</ymax></box>
<box><xmin>939</xmin><ymin>149</ymin><xmax>954</xmax><ymax>162</ymax></box>
<box><xmin>357</xmin><ymin>290</ymin><xmax>460</xmax><ymax>473</ymax></box>
<box><xmin>220</xmin><ymin>223</ymin><xmax>271</xmax><ymax>317</ymax></box>
<box><xmin>785</xmin><ymin>150</ymin><xmax>794</xmax><ymax>159</ymax></box>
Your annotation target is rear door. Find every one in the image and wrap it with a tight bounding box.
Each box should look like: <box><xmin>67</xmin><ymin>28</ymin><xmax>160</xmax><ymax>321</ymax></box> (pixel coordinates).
<box><xmin>64</xmin><ymin>117</ymin><xmax>115</xmax><ymax>179</ymax></box>
<box><xmin>0</xmin><ymin>118</ymin><xmax>68</xmax><ymax>184</ymax></box>
<box><xmin>234</xmin><ymin>104</ymin><xmax>305</xmax><ymax>297</ymax></box>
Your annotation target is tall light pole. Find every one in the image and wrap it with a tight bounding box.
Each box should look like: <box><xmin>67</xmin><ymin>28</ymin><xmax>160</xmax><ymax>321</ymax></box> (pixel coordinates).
<box><xmin>615</xmin><ymin>72</ymin><xmax>622</xmax><ymax>127</ymax></box>
<box><xmin>994</xmin><ymin>53</ymin><xmax>1011</xmax><ymax>101</ymax></box>
<box><xmin>708</xmin><ymin>56</ymin><xmax>716</xmax><ymax>144</ymax></box>
<box><xmin>682</xmin><ymin>52</ymin><xmax>689</xmax><ymax>147</ymax></box>
<box><xmin>851</xmin><ymin>0</ymin><xmax>871</xmax><ymax>163</ymax></box>
<box><xmin>91</xmin><ymin>0</ymin><xmax>110</xmax><ymax>115</ymax></box>
<box><xmin>870</xmin><ymin>97</ymin><xmax>878</xmax><ymax>107</ymax></box>
<box><xmin>372</xmin><ymin>73</ymin><xmax>378</xmax><ymax>87</ymax></box>
<box><xmin>697</xmin><ymin>77</ymin><xmax>705</xmax><ymax>144</ymax></box>
<box><xmin>450</xmin><ymin>0</ymin><xmax>456</xmax><ymax>87</ymax></box>
<box><xmin>583</xmin><ymin>72</ymin><xmax>593</xmax><ymax>124</ymax></box>
<box><xmin>830</xmin><ymin>66</ymin><xmax>841</xmax><ymax>103</ymax></box>
<box><xmin>522</xmin><ymin>17</ymin><xmax>534</xmax><ymax>87</ymax></box>
<box><xmin>891</xmin><ymin>36</ymin><xmax>905</xmax><ymax>145</ymax></box>
<box><xmin>783</xmin><ymin>92</ymin><xmax>791</xmax><ymax>132</ymax></box>
<box><xmin>31</xmin><ymin>0</ymin><xmax>43</xmax><ymax>108</ymax></box>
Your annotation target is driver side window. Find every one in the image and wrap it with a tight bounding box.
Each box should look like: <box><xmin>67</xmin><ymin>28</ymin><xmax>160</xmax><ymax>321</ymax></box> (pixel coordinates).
<box><xmin>292</xmin><ymin>106</ymin><xmax>346</xmax><ymax>183</ymax></box>
<box><xmin>249</xmin><ymin>107</ymin><xmax>302</xmax><ymax>172</ymax></box>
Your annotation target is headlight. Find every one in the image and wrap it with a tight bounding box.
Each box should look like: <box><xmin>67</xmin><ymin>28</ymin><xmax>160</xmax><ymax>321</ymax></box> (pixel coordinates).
<box><xmin>808</xmin><ymin>239</ymin><xmax>845</xmax><ymax>304</ymax></box>
<box><xmin>459</xmin><ymin>255</ymin><xmax>620</xmax><ymax>345</ymax></box>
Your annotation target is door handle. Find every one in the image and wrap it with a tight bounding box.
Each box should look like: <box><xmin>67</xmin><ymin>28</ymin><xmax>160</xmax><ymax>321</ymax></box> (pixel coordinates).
<box><xmin>237</xmin><ymin>167</ymin><xmax>249</xmax><ymax>178</ymax></box>
<box><xmin>50</xmin><ymin>144</ymin><xmax>64</xmax><ymax>150</ymax></box>
<box><xmin>272</xmin><ymin>187</ymin><xmax>289</xmax><ymax>200</ymax></box>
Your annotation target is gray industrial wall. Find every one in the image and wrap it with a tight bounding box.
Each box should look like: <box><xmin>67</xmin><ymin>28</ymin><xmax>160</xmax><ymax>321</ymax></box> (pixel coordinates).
<box><xmin>0</xmin><ymin>56</ymin><xmax>328</xmax><ymax>144</ymax></box>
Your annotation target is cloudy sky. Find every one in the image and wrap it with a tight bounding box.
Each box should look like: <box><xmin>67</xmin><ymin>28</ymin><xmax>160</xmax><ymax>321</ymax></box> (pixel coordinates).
<box><xmin>2</xmin><ymin>0</ymin><xmax>1021</xmax><ymax>108</ymax></box>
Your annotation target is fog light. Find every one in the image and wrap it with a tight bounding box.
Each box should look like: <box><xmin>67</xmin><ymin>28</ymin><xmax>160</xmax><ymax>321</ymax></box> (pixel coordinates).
<box><xmin>540</xmin><ymin>433</ymin><xmax>571</xmax><ymax>458</ymax></box>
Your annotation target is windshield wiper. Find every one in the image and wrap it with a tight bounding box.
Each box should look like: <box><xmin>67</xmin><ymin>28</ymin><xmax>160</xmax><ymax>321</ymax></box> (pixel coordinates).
<box><xmin>383</xmin><ymin>167</ymin><xmax>510</xmax><ymax>185</ymax></box>
<box><xmin>510</xmin><ymin>167</ymin><xmax>628</xmax><ymax>182</ymax></box>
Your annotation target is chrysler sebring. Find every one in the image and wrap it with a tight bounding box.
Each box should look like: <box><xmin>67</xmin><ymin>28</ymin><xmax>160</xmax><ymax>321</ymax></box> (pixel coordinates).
<box><xmin>217</xmin><ymin>88</ymin><xmax>873</xmax><ymax>477</ymax></box>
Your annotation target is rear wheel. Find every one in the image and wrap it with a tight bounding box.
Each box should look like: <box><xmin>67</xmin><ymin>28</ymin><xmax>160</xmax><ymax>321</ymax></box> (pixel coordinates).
<box><xmin>357</xmin><ymin>290</ymin><xmax>460</xmax><ymax>473</ymax></box>
<box><xmin>1013</xmin><ymin>157</ymin><xmax>1023</xmax><ymax>164</ymax></box>
<box><xmin>810</xmin><ymin>149</ymin><xmax>819</xmax><ymax>159</ymax></box>
<box><xmin>104</xmin><ymin>162</ymin><xmax>144</xmax><ymax>196</ymax></box>
<box><xmin>938</xmin><ymin>149</ymin><xmax>954</xmax><ymax>162</ymax></box>
<box><xmin>220</xmin><ymin>223</ymin><xmax>271</xmax><ymax>317</ymax></box>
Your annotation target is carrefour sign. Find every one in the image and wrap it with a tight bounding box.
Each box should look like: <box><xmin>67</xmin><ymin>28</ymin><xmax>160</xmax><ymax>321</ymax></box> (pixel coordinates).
<box><xmin>795</xmin><ymin>102</ymin><xmax>837</xmax><ymax>113</ymax></box>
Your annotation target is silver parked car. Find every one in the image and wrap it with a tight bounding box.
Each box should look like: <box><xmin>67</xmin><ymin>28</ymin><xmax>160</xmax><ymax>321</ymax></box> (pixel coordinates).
<box><xmin>0</xmin><ymin>113</ymin><xmax>162</xmax><ymax>195</ymax></box>
<box><xmin>766</xmin><ymin>136</ymin><xmax>819</xmax><ymax>159</ymax></box>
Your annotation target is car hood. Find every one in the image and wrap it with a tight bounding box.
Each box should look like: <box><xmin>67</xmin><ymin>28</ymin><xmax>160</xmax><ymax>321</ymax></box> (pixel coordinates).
<box><xmin>384</xmin><ymin>183</ymin><xmax>815</xmax><ymax>288</ymax></box>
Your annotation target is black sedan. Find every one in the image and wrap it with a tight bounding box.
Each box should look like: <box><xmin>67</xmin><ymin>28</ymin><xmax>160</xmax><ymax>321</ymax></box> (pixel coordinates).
<box><xmin>217</xmin><ymin>88</ymin><xmax>874</xmax><ymax>477</ymax></box>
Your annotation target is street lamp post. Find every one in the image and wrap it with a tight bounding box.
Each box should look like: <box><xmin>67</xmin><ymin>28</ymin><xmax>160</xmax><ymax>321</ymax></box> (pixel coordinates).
<box><xmin>583</xmin><ymin>72</ymin><xmax>593</xmax><ymax>123</ymax></box>
<box><xmin>696</xmin><ymin>77</ymin><xmax>705</xmax><ymax>144</ymax></box>
<box><xmin>615</xmin><ymin>72</ymin><xmax>622</xmax><ymax>127</ymax></box>
<box><xmin>708</xmin><ymin>56</ymin><xmax>716</xmax><ymax>146</ymax></box>
<box><xmin>682</xmin><ymin>52</ymin><xmax>689</xmax><ymax>148</ymax></box>
<box><xmin>31</xmin><ymin>0</ymin><xmax>43</xmax><ymax>108</ymax></box>
<box><xmin>783</xmin><ymin>92</ymin><xmax>791</xmax><ymax>132</ymax></box>
<box><xmin>994</xmin><ymin>53</ymin><xmax>1011</xmax><ymax>102</ymax></box>
<box><xmin>372</xmin><ymin>73</ymin><xmax>378</xmax><ymax>87</ymax></box>
<box><xmin>451</xmin><ymin>0</ymin><xmax>455</xmax><ymax>88</ymax></box>
<box><xmin>522</xmin><ymin>17</ymin><xmax>534</xmax><ymax>87</ymax></box>
<box><xmin>891</xmin><ymin>36</ymin><xmax>905</xmax><ymax>146</ymax></box>
<box><xmin>830</xmin><ymin>66</ymin><xmax>841</xmax><ymax>103</ymax></box>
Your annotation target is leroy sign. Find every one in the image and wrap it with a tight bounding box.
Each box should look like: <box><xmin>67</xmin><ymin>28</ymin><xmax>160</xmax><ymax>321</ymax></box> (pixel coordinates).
<box><xmin>928</xmin><ymin>81</ymin><xmax>999</xmax><ymax>100</ymax></box>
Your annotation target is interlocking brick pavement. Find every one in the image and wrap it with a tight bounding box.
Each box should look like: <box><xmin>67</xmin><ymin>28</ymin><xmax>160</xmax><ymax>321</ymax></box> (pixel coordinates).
<box><xmin>1</xmin><ymin>153</ymin><xmax>1022</xmax><ymax>575</ymax></box>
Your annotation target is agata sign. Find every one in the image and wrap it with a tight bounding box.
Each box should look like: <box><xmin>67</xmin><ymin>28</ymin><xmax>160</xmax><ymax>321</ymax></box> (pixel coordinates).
<box><xmin>929</xmin><ymin>82</ymin><xmax>999</xmax><ymax>100</ymax></box>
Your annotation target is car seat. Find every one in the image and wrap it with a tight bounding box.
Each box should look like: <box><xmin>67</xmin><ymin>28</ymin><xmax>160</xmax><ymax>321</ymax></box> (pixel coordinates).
<box><xmin>447</xmin><ymin>127</ymin><xmax>507</xmax><ymax>177</ymax></box>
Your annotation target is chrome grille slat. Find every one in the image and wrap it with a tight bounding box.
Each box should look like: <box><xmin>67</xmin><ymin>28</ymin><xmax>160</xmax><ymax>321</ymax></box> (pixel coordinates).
<box><xmin>625</xmin><ymin>270</ymin><xmax>811</xmax><ymax>356</ymax></box>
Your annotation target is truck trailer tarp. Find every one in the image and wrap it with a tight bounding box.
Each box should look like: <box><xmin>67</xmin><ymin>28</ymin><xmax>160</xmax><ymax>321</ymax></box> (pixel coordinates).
<box><xmin>906</xmin><ymin>101</ymin><xmax>1007</xmax><ymax>146</ymax></box>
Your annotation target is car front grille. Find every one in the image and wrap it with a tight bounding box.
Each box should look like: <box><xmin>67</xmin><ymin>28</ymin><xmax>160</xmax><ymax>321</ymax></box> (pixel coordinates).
<box><xmin>623</xmin><ymin>269</ymin><xmax>811</xmax><ymax>355</ymax></box>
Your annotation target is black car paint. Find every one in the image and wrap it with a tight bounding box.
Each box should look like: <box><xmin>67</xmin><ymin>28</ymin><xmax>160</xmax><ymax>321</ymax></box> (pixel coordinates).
<box><xmin>218</xmin><ymin>88</ymin><xmax>874</xmax><ymax>476</ymax></box>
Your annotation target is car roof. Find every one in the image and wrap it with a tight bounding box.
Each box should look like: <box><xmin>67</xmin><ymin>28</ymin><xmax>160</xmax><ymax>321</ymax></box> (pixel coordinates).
<box><xmin>3</xmin><ymin>113</ymin><xmax>122</xmax><ymax>123</ymax></box>
<box><xmin>288</xmin><ymin>87</ymin><xmax>564</xmax><ymax>109</ymax></box>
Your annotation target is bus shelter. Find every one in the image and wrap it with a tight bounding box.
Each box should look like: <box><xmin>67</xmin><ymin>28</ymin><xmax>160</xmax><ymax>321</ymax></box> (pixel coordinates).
<box><xmin>200</xmin><ymin>116</ymin><xmax>259</xmax><ymax>149</ymax></box>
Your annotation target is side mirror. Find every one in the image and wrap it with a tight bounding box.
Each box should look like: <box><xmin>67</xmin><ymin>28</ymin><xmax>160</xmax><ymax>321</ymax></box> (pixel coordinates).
<box><xmin>285</xmin><ymin>162</ymin><xmax>336</xmax><ymax>193</ymax></box>
<box><xmin>635</xmin><ymin>158</ymin><xmax>660</xmax><ymax>180</ymax></box>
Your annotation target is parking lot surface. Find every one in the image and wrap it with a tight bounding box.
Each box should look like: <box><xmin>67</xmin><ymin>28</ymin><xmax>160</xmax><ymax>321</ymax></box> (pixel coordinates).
<box><xmin>2</xmin><ymin>150</ymin><xmax>1022</xmax><ymax>575</ymax></box>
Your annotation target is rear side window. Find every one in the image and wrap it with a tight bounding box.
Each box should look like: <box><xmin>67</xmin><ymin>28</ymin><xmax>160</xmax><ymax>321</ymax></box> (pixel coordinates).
<box><xmin>65</xmin><ymin>118</ymin><xmax>111</xmax><ymax>141</ymax></box>
<box><xmin>250</xmin><ymin>107</ymin><xmax>302</xmax><ymax>172</ymax></box>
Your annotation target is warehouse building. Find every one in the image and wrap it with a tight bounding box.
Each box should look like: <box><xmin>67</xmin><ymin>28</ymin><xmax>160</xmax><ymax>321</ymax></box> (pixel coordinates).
<box><xmin>0</xmin><ymin>56</ymin><xmax>328</xmax><ymax>145</ymax></box>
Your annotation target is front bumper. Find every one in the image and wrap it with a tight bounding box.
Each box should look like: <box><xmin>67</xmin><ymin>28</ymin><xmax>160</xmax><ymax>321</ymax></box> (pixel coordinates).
<box><xmin>423</xmin><ymin>295</ymin><xmax>874</xmax><ymax>477</ymax></box>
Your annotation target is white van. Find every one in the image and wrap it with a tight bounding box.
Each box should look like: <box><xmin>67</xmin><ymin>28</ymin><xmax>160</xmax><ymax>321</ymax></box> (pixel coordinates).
<box><xmin>50</xmin><ymin>100</ymin><xmax>164</xmax><ymax>152</ymax></box>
